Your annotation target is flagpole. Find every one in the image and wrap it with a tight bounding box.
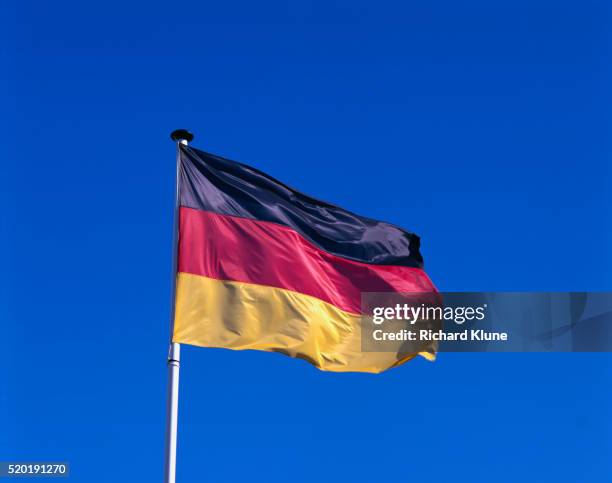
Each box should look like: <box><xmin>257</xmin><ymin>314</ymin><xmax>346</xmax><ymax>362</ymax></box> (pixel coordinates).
<box><xmin>164</xmin><ymin>129</ymin><xmax>194</xmax><ymax>483</ymax></box>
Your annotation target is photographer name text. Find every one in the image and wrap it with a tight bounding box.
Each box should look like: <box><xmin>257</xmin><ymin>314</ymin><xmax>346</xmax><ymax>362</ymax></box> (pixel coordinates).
<box><xmin>372</xmin><ymin>328</ymin><xmax>508</xmax><ymax>342</ymax></box>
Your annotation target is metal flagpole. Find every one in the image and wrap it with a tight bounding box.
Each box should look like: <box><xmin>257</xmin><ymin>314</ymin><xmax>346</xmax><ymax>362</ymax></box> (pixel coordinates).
<box><xmin>164</xmin><ymin>129</ymin><xmax>194</xmax><ymax>483</ymax></box>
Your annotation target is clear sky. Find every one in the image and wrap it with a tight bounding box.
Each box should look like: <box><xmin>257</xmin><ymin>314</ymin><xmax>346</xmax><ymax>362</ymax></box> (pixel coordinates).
<box><xmin>3</xmin><ymin>1</ymin><xmax>611</xmax><ymax>482</ymax></box>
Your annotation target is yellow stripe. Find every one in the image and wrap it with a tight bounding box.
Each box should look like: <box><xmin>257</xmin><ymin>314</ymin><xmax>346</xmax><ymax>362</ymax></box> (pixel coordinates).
<box><xmin>173</xmin><ymin>272</ymin><xmax>432</xmax><ymax>373</ymax></box>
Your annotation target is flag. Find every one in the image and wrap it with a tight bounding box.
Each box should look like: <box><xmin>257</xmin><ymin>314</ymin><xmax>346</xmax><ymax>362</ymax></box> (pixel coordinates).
<box><xmin>172</xmin><ymin>145</ymin><xmax>437</xmax><ymax>373</ymax></box>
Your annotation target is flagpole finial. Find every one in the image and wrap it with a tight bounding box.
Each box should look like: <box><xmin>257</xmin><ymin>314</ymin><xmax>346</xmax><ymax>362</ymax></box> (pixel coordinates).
<box><xmin>170</xmin><ymin>129</ymin><xmax>194</xmax><ymax>144</ymax></box>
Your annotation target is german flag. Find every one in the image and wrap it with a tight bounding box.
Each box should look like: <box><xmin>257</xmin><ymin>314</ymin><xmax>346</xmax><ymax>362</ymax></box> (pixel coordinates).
<box><xmin>173</xmin><ymin>145</ymin><xmax>437</xmax><ymax>373</ymax></box>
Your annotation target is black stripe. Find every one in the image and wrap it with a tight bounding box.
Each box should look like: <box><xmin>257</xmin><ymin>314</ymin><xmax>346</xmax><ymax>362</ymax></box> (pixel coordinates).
<box><xmin>179</xmin><ymin>145</ymin><xmax>423</xmax><ymax>268</ymax></box>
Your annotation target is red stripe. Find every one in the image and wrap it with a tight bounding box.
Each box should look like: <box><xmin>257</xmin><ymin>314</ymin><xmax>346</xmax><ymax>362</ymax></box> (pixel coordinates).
<box><xmin>178</xmin><ymin>207</ymin><xmax>437</xmax><ymax>314</ymax></box>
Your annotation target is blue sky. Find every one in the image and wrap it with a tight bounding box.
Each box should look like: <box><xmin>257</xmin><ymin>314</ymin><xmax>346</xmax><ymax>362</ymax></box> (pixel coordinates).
<box><xmin>3</xmin><ymin>1</ymin><xmax>611</xmax><ymax>482</ymax></box>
